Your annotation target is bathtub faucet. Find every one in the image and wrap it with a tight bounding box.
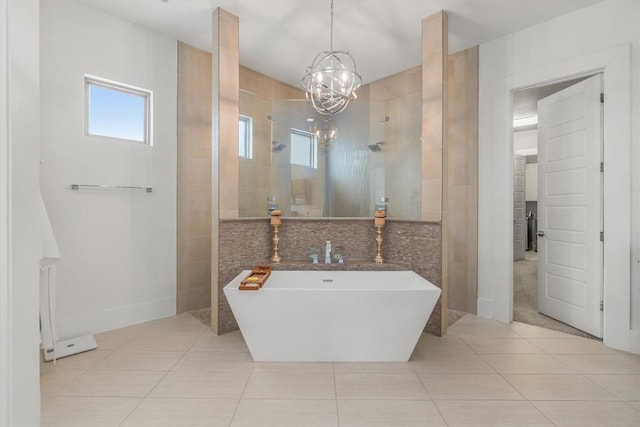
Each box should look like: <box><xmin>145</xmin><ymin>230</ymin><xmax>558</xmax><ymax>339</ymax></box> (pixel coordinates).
<box><xmin>325</xmin><ymin>240</ymin><xmax>332</xmax><ymax>264</ymax></box>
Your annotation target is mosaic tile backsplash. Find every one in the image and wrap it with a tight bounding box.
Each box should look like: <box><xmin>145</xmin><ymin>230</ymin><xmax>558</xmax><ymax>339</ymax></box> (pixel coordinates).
<box><xmin>217</xmin><ymin>218</ymin><xmax>442</xmax><ymax>335</ymax></box>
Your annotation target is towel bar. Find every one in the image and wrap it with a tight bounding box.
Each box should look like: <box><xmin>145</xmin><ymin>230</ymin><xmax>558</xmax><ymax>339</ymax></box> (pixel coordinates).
<box><xmin>70</xmin><ymin>184</ymin><xmax>152</xmax><ymax>192</ymax></box>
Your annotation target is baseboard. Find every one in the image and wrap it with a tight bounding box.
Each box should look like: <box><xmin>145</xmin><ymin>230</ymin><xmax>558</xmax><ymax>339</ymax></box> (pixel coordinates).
<box><xmin>629</xmin><ymin>329</ymin><xmax>640</xmax><ymax>355</ymax></box>
<box><xmin>42</xmin><ymin>335</ymin><xmax>98</xmax><ymax>361</ymax></box>
<box><xmin>477</xmin><ymin>297</ymin><xmax>495</xmax><ymax>319</ymax></box>
<box><xmin>56</xmin><ymin>296</ymin><xmax>176</xmax><ymax>338</ymax></box>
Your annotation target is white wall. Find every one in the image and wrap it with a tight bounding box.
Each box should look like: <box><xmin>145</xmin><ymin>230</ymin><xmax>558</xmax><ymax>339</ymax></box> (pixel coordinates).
<box><xmin>40</xmin><ymin>0</ymin><xmax>177</xmax><ymax>338</ymax></box>
<box><xmin>478</xmin><ymin>0</ymin><xmax>639</xmax><ymax>352</ymax></box>
<box><xmin>0</xmin><ymin>2</ymin><xmax>7</xmax><ymax>421</ymax></box>
<box><xmin>513</xmin><ymin>129</ymin><xmax>537</xmax><ymax>156</ymax></box>
<box><xmin>632</xmin><ymin>0</ymin><xmax>640</xmax><ymax>352</ymax></box>
<box><xmin>0</xmin><ymin>0</ymin><xmax>42</xmax><ymax>425</ymax></box>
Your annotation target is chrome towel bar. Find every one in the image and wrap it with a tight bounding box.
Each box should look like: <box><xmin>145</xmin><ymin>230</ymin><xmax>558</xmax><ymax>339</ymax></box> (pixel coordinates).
<box><xmin>70</xmin><ymin>184</ymin><xmax>152</xmax><ymax>193</ymax></box>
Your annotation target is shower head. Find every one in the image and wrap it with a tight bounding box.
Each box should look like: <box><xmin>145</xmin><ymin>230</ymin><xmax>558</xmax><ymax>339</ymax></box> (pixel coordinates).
<box><xmin>367</xmin><ymin>142</ymin><xmax>384</xmax><ymax>152</ymax></box>
<box><xmin>272</xmin><ymin>141</ymin><xmax>286</xmax><ymax>152</ymax></box>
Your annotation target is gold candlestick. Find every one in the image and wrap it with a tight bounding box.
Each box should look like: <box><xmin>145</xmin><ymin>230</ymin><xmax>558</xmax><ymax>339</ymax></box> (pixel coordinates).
<box><xmin>270</xmin><ymin>210</ymin><xmax>282</xmax><ymax>263</ymax></box>
<box><xmin>374</xmin><ymin>224</ymin><xmax>384</xmax><ymax>264</ymax></box>
<box><xmin>373</xmin><ymin>209</ymin><xmax>385</xmax><ymax>264</ymax></box>
<box><xmin>271</xmin><ymin>224</ymin><xmax>282</xmax><ymax>263</ymax></box>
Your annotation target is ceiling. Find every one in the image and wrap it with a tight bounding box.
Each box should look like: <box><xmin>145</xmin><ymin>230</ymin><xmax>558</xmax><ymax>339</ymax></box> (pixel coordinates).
<box><xmin>513</xmin><ymin>76</ymin><xmax>589</xmax><ymax>121</ymax></box>
<box><xmin>74</xmin><ymin>0</ymin><xmax>603</xmax><ymax>89</ymax></box>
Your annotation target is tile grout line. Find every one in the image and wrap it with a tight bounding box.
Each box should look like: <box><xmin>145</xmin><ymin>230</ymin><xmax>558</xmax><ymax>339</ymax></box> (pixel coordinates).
<box><xmin>227</xmin><ymin>360</ymin><xmax>255</xmax><ymax>427</ymax></box>
<box><xmin>458</xmin><ymin>332</ymin><xmax>500</xmax><ymax>375</ymax></box>
<box><xmin>333</xmin><ymin>362</ymin><xmax>341</xmax><ymax>427</ymax></box>
<box><xmin>580</xmin><ymin>373</ymin><xmax>629</xmax><ymax>402</ymax></box>
<box><xmin>116</xmin><ymin>357</ymin><xmax>184</xmax><ymax>426</ymax></box>
<box><xmin>412</xmin><ymin>362</ymin><xmax>452</xmax><ymax>425</ymax></box>
<box><xmin>116</xmin><ymin>333</ymin><xmax>202</xmax><ymax>426</ymax></box>
<box><xmin>624</xmin><ymin>401</ymin><xmax>640</xmax><ymax>414</ymax></box>
<box><xmin>495</xmin><ymin>365</ymin><xmax>558</xmax><ymax>426</ymax></box>
<box><xmin>429</xmin><ymin>400</ymin><xmax>451</xmax><ymax>426</ymax></box>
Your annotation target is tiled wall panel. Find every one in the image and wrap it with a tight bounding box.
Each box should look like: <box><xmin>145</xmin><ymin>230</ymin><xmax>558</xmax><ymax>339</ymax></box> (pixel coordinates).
<box><xmin>421</xmin><ymin>12</ymin><xmax>448</xmax><ymax>223</ymax></box>
<box><xmin>446</xmin><ymin>47</ymin><xmax>479</xmax><ymax>313</ymax></box>
<box><xmin>177</xmin><ymin>42</ymin><xmax>213</xmax><ymax>313</ymax></box>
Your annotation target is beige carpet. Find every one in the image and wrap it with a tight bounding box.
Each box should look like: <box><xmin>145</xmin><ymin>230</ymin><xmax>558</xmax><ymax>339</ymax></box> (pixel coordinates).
<box><xmin>514</xmin><ymin>251</ymin><xmax>597</xmax><ymax>340</ymax></box>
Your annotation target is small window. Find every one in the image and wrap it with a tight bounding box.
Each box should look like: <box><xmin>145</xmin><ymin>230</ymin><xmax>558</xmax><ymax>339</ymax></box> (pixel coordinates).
<box><xmin>85</xmin><ymin>75</ymin><xmax>152</xmax><ymax>144</ymax></box>
<box><xmin>290</xmin><ymin>129</ymin><xmax>317</xmax><ymax>168</ymax></box>
<box><xmin>239</xmin><ymin>115</ymin><xmax>253</xmax><ymax>159</ymax></box>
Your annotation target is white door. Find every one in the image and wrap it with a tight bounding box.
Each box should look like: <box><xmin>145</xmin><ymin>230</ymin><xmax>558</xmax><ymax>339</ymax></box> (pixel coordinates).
<box><xmin>514</xmin><ymin>155</ymin><xmax>526</xmax><ymax>260</ymax></box>
<box><xmin>537</xmin><ymin>74</ymin><xmax>603</xmax><ymax>338</ymax></box>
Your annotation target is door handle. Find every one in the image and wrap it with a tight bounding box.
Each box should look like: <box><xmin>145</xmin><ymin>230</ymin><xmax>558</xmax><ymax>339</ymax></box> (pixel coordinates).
<box><xmin>537</xmin><ymin>230</ymin><xmax>545</xmax><ymax>237</ymax></box>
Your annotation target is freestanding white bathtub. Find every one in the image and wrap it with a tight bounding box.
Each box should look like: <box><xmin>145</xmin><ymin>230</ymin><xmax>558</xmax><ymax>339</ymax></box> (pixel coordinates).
<box><xmin>224</xmin><ymin>270</ymin><xmax>441</xmax><ymax>362</ymax></box>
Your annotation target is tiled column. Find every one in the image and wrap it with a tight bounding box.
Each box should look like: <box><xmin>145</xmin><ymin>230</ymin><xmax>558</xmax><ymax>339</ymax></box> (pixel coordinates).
<box><xmin>212</xmin><ymin>8</ymin><xmax>239</xmax><ymax>219</ymax></box>
<box><xmin>422</xmin><ymin>11</ymin><xmax>448</xmax><ymax>335</ymax></box>
<box><xmin>177</xmin><ymin>43</ymin><xmax>213</xmax><ymax>314</ymax></box>
<box><xmin>421</xmin><ymin>11</ymin><xmax>447</xmax><ymax>223</ymax></box>
<box><xmin>447</xmin><ymin>47</ymin><xmax>479</xmax><ymax>313</ymax></box>
<box><xmin>212</xmin><ymin>8</ymin><xmax>239</xmax><ymax>333</ymax></box>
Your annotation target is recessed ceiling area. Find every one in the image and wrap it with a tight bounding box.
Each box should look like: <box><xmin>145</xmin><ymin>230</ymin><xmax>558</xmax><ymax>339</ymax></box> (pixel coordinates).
<box><xmin>74</xmin><ymin>0</ymin><xmax>604</xmax><ymax>88</ymax></box>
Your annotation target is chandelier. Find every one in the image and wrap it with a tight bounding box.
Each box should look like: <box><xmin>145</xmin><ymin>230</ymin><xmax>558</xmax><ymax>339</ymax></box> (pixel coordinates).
<box><xmin>308</xmin><ymin>118</ymin><xmax>339</xmax><ymax>151</ymax></box>
<box><xmin>302</xmin><ymin>0</ymin><xmax>362</xmax><ymax>115</ymax></box>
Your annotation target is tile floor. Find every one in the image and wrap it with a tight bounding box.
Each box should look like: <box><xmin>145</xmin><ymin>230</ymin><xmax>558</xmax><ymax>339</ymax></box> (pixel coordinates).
<box><xmin>40</xmin><ymin>313</ymin><xmax>640</xmax><ymax>426</ymax></box>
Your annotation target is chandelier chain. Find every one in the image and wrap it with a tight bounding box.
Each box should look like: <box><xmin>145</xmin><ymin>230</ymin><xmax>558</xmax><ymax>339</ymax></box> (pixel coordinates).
<box><xmin>330</xmin><ymin>0</ymin><xmax>334</xmax><ymax>52</ymax></box>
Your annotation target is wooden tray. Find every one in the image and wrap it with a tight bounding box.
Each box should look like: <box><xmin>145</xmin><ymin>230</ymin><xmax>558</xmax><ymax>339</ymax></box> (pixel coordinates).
<box><xmin>239</xmin><ymin>265</ymin><xmax>272</xmax><ymax>290</ymax></box>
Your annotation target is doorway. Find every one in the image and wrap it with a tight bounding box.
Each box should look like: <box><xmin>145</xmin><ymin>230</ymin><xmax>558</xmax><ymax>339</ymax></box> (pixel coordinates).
<box><xmin>511</xmin><ymin>76</ymin><xmax>601</xmax><ymax>340</ymax></box>
<box><xmin>478</xmin><ymin>44</ymin><xmax>632</xmax><ymax>352</ymax></box>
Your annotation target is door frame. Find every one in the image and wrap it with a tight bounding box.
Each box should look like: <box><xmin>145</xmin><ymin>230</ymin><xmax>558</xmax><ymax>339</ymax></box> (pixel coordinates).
<box><xmin>478</xmin><ymin>44</ymin><xmax>632</xmax><ymax>352</ymax></box>
<box><xmin>0</xmin><ymin>0</ymin><xmax>11</xmax><ymax>423</ymax></box>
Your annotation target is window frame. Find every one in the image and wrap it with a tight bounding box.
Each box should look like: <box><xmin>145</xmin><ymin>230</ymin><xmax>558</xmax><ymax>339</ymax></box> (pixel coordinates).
<box><xmin>85</xmin><ymin>74</ymin><xmax>153</xmax><ymax>145</ymax></box>
<box><xmin>290</xmin><ymin>128</ymin><xmax>317</xmax><ymax>169</ymax></box>
<box><xmin>238</xmin><ymin>115</ymin><xmax>253</xmax><ymax>159</ymax></box>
